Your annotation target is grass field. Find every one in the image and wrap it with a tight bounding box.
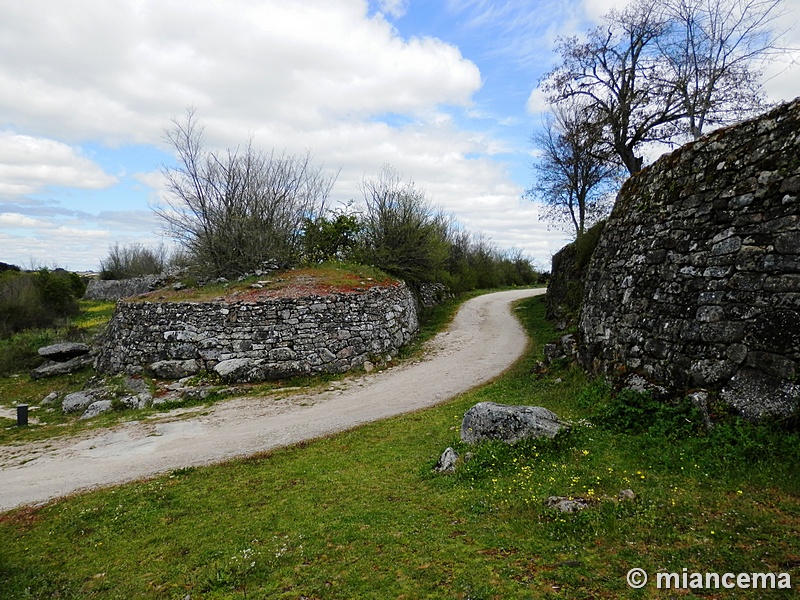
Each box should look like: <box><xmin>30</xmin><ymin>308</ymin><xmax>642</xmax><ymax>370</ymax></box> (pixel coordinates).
<box><xmin>1</xmin><ymin>295</ymin><xmax>799</xmax><ymax>598</ymax></box>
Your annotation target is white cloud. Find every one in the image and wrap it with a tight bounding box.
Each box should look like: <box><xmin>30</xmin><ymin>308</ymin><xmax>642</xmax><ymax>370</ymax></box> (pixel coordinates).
<box><xmin>582</xmin><ymin>0</ymin><xmax>632</xmax><ymax>22</ymax></box>
<box><xmin>376</xmin><ymin>0</ymin><xmax>409</xmax><ymax>18</ymax></box>
<box><xmin>0</xmin><ymin>132</ymin><xmax>117</xmax><ymax>196</ymax></box>
<box><xmin>0</xmin><ymin>213</ymin><xmax>43</xmax><ymax>228</ymax></box>
<box><xmin>0</xmin><ymin>0</ymin><xmax>481</xmax><ymax>145</ymax></box>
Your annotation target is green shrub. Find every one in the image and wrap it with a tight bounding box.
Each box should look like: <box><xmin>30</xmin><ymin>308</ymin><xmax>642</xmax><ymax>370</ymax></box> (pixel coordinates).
<box><xmin>0</xmin><ymin>269</ymin><xmax>84</xmax><ymax>339</ymax></box>
<box><xmin>357</xmin><ymin>166</ymin><xmax>450</xmax><ymax>286</ymax></box>
<box><xmin>591</xmin><ymin>388</ymin><xmax>704</xmax><ymax>438</ymax></box>
<box><xmin>0</xmin><ymin>330</ymin><xmax>54</xmax><ymax>376</ymax></box>
<box><xmin>99</xmin><ymin>242</ymin><xmax>169</xmax><ymax>279</ymax></box>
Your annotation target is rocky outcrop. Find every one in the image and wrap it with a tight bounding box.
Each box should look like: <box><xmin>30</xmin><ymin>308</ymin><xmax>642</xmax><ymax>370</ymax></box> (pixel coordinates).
<box><xmin>31</xmin><ymin>343</ymin><xmax>93</xmax><ymax>379</ymax></box>
<box><xmin>578</xmin><ymin>98</ymin><xmax>800</xmax><ymax>419</ymax></box>
<box><xmin>96</xmin><ymin>283</ymin><xmax>418</xmax><ymax>382</ymax></box>
<box><xmin>83</xmin><ymin>276</ymin><xmax>160</xmax><ymax>301</ymax></box>
<box><xmin>37</xmin><ymin>342</ymin><xmax>90</xmax><ymax>361</ymax></box>
<box><xmin>460</xmin><ymin>402</ymin><xmax>564</xmax><ymax>444</ymax></box>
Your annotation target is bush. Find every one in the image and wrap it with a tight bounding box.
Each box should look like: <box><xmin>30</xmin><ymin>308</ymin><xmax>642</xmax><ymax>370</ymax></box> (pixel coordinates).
<box><xmin>356</xmin><ymin>166</ymin><xmax>450</xmax><ymax>286</ymax></box>
<box><xmin>301</xmin><ymin>211</ymin><xmax>361</xmax><ymax>264</ymax></box>
<box><xmin>100</xmin><ymin>243</ymin><xmax>169</xmax><ymax>279</ymax></box>
<box><xmin>156</xmin><ymin>109</ymin><xmax>336</xmax><ymax>277</ymax></box>
<box><xmin>591</xmin><ymin>387</ymin><xmax>704</xmax><ymax>439</ymax></box>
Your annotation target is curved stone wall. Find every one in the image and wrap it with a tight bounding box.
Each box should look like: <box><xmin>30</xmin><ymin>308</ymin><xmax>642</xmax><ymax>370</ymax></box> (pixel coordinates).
<box><xmin>578</xmin><ymin>99</ymin><xmax>800</xmax><ymax>418</ymax></box>
<box><xmin>96</xmin><ymin>283</ymin><xmax>418</xmax><ymax>382</ymax></box>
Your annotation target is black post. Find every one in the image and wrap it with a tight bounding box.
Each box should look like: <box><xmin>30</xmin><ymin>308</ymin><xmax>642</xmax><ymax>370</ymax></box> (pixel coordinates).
<box><xmin>17</xmin><ymin>404</ymin><xmax>28</xmax><ymax>427</ymax></box>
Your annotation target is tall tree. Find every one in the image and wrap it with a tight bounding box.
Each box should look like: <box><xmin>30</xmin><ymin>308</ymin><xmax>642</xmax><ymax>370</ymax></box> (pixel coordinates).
<box><xmin>542</xmin><ymin>0</ymin><xmax>683</xmax><ymax>174</ymax></box>
<box><xmin>540</xmin><ymin>0</ymin><xmax>787</xmax><ymax>172</ymax></box>
<box><xmin>526</xmin><ymin>100</ymin><xmax>621</xmax><ymax>237</ymax></box>
<box><xmin>659</xmin><ymin>0</ymin><xmax>786</xmax><ymax>138</ymax></box>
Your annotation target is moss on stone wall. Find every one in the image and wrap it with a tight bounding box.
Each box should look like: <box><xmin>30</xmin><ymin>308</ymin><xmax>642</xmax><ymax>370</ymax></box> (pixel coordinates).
<box><xmin>577</xmin><ymin>98</ymin><xmax>800</xmax><ymax>419</ymax></box>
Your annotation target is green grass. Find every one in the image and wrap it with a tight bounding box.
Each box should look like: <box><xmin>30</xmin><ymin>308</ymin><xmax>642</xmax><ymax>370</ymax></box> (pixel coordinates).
<box><xmin>1</xmin><ymin>296</ymin><xmax>799</xmax><ymax>598</ymax></box>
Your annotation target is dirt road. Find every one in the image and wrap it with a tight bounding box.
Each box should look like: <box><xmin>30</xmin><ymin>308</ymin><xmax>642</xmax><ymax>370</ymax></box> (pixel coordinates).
<box><xmin>0</xmin><ymin>288</ymin><xmax>544</xmax><ymax>512</ymax></box>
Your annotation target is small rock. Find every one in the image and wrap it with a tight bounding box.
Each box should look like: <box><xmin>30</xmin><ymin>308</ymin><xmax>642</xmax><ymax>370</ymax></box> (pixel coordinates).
<box><xmin>543</xmin><ymin>343</ymin><xmax>563</xmax><ymax>364</ymax></box>
<box><xmin>172</xmin><ymin>282</ymin><xmax>186</xmax><ymax>291</ymax></box>
<box><xmin>123</xmin><ymin>376</ymin><xmax>149</xmax><ymax>395</ymax></box>
<box><xmin>559</xmin><ymin>334</ymin><xmax>577</xmax><ymax>357</ymax></box>
<box><xmin>545</xmin><ymin>496</ymin><xmax>591</xmax><ymax>513</ymax></box>
<box><xmin>435</xmin><ymin>447</ymin><xmax>459</xmax><ymax>474</ymax></box>
<box><xmin>687</xmin><ymin>390</ymin><xmax>713</xmax><ymax>430</ymax></box>
<box><xmin>120</xmin><ymin>392</ymin><xmax>152</xmax><ymax>410</ymax></box>
<box><xmin>181</xmin><ymin>387</ymin><xmax>212</xmax><ymax>400</ymax></box>
<box><xmin>80</xmin><ymin>400</ymin><xmax>113</xmax><ymax>419</ymax></box>
<box><xmin>363</xmin><ymin>360</ymin><xmax>374</xmax><ymax>373</ymax></box>
<box><xmin>62</xmin><ymin>391</ymin><xmax>97</xmax><ymax>414</ymax></box>
<box><xmin>618</xmin><ymin>489</ymin><xmax>636</xmax><ymax>501</ymax></box>
<box><xmin>41</xmin><ymin>391</ymin><xmax>60</xmax><ymax>406</ymax></box>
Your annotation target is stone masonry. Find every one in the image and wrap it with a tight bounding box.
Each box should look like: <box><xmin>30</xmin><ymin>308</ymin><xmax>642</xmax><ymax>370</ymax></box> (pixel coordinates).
<box><xmin>96</xmin><ymin>282</ymin><xmax>418</xmax><ymax>382</ymax></box>
<box><xmin>578</xmin><ymin>98</ymin><xmax>800</xmax><ymax>418</ymax></box>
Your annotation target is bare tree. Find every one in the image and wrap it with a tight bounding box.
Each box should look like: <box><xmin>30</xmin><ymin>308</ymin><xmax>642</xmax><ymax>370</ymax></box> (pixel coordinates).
<box><xmin>542</xmin><ymin>0</ymin><xmax>683</xmax><ymax>174</ymax></box>
<box><xmin>526</xmin><ymin>100</ymin><xmax>621</xmax><ymax>237</ymax></box>
<box><xmin>540</xmin><ymin>0</ymin><xmax>788</xmax><ymax>172</ymax></box>
<box><xmin>99</xmin><ymin>242</ymin><xmax>169</xmax><ymax>279</ymax></box>
<box><xmin>155</xmin><ymin>108</ymin><xmax>337</xmax><ymax>276</ymax></box>
<box><xmin>659</xmin><ymin>0</ymin><xmax>787</xmax><ymax>138</ymax></box>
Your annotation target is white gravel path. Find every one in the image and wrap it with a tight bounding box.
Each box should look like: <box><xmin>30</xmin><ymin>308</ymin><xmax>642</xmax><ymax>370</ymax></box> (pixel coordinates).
<box><xmin>0</xmin><ymin>288</ymin><xmax>544</xmax><ymax>512</ymax></box>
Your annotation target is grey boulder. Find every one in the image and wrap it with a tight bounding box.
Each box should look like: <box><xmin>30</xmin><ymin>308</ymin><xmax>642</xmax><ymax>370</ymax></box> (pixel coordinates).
<box><xmin>62</xmin><ymin>391</ymin><xmax>98</xmax><ymax>414</ymax></box>
<box><xmin>214</xmin><ymin>358</ymin><xmax>258</xmax><ymax>382</ymax></box>
<box><xmin>37</xmin><ymin>342</ymin><xmax>90</xmax><ymax>361</ymax></box>
<box><xmin>80</xmin><ymin>400</ymin><xmax>113</xmax><ymax>419</ymax></box>
<box><xmin>30</xmin><ymin>355</ymin><xmax>94</xmax><ymax>379</ymax></box>
<box><xmin>149</xmin><ymin>359</ymin><xmax>201</xmax><ymax>380</ymax></box>
<box><xmin>435</xmin><ymin>447</ymin><xmax>459</xmax><ymax>474</ymax></box>
<box><xmin>460</xmin><ymin>402</ymin><xmax>564</xmax><ymax>444</ymax></box>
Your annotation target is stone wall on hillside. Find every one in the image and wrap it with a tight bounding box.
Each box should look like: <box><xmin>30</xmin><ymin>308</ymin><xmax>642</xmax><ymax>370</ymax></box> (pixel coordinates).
<box><xmin>84</xmin><ymin>276</ymin><xmax>161</xmax><ymax>301</ymax></box>
<box><xmin>96</xmin><ymin>283</ymin><xmax>418</xmax><ymax>383</ymax></box>
<box><xmin>578</xmin><ymin>98</ymin><xmax>800</xmax><ymax>419</ymax></box>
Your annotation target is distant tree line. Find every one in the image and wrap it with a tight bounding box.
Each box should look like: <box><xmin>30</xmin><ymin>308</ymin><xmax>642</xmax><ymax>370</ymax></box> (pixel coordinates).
<box><xmin>130</xmin><ymin>109</ymin><xmax>542</xmax><ymax>292</ymax></box>
<box><xmin>0</xmin><ymin>265</ymin><xmax>86</xmax><ymax>339</ymax></box>
<box><xmin>530</xmin><ymin>0</ymin><xmax>788</xmax><ymax>237</ymax></box>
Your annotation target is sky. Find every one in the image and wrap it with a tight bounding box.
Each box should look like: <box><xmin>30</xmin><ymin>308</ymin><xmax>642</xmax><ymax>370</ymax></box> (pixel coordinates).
<box><xmin>1</xmin><ymin>0</ymin><xmax>798</xmax><ymax>272</ymax></box>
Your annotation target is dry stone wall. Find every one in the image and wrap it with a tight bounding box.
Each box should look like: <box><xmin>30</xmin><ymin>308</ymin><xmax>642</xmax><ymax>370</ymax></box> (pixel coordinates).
<box><xmin>578</xmin><ymin>99</ymin><xmax>800</xmax><ymax>419</ymax></box>
<box><xmin>96</xmin><ymin>283</ymin><xmax>418</xmax><ymax>383</ymax></box>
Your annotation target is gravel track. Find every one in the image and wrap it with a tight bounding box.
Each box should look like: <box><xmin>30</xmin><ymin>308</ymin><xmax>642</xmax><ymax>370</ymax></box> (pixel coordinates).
<box><xmin>0</xmin><ymin>288</ymin><xmax>544</xmax><ymax>512</ymax></box>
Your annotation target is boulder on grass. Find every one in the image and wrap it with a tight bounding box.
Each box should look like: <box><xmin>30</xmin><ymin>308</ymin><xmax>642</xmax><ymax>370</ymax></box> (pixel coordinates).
<box><xmin>80</xmin><ymin>400</ymin><xmax>113</xmax><ymax>419</ymax></box>
<box><xmin>149</xmin><ymin>359</ymin><xmax>201</xmax><ymax>380</ymax></box>
<box><xmin>460</xmin><ymin>402</ymin><xmax>564</xmax><ymax>444</ymax></box>
<box><xmin>62</xmin><ymin>391</ymin><xmax>97</xmax><ymax>414</ymax></box>
<box><xmin>37</xmin><ymin>342</ymin><xmax>90</xmax><ymax>361</ymax></box>
<box><xmin>30</xmin><ymin>355</ymin><xmax>94</xmax><ymax>379</ymax></box>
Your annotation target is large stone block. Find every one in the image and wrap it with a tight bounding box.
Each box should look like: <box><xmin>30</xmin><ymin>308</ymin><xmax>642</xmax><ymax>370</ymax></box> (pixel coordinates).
<box><xmin>460</xmin><ymin>402</ymin><xmax>564</xmax><ymax>444</ymax></box>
